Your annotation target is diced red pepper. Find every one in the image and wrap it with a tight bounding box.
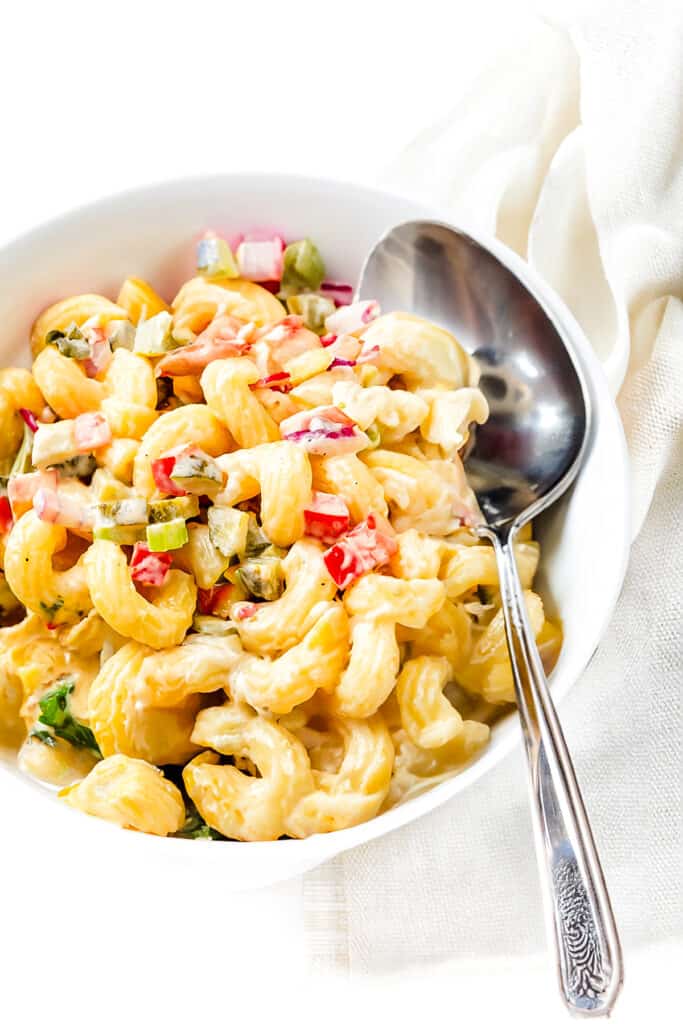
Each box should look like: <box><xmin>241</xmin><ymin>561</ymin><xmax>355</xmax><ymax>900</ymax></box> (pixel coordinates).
<box><xmin>304</xmin><ymin>491</ymin><xmax>350</xmax><ymax>544</ymax></box>
<box><xmin>151</xmin><ymin>456</ymin><xmax>187</xmax><ymax>496</ymax></box>
<box><xmin>0</xmin><ymin>495</ymin><xmax>13</xmax><ymax>533</ymax></box>
<box><xmin>74</xmin><ymin>412</ymin><xmax>112</xmax><ymax>452</ymax></box>
<box><xmin>323</xmin><ymin>515</ymin><xmax>398</xmax><ymax>590</ymax></box>
<box><xmin>130</xmin><ymin>542</ymin><xmax>172</xmax><ymax>587</ymax></box>
<box><xmin>320</xmin><ymin>333</ymin><xmax>338</xmax><ymax>347</ymax></box>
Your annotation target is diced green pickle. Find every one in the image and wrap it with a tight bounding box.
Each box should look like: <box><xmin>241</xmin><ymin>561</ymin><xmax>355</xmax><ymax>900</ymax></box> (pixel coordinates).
<box><xmin>95</xmin><ymin>497</ymin><xmax>148</xmax><ymax>527</ymax></box>
<box><xmin>107</xmin><ymin>320</ymin><xmax>136</xmax><ymax>351</ymax></box>
<box><xmin>197</xmin><ymin>236</ymin><xmax>239</xmax><ymax>279</ymax></box>
<box><xmin>133</xmin><ymin>311</ymin><xmax>180</xmax><ymax>356</ymax></box>
<box><xmin>237</xmin><ymin>557</ymin><xmax>284</xmax><ymax>601</ymax></box>
<box><xmin>244</xmin><ymin>514</ymin><xmax>272</xmax><ymax>556</ymax></box>
<box><xmin>174</xmin><ymin>523</ymin><xmax>230</xmax><ymax>588</ymax></box>
<box><xmin>280</xmin><ymin>239</ymin><xmax>325</xmax><ymax>297</ymax></box>
<box><xmin>45</xmin><ymin>324</ymin><xmax>91</xmax><ymax>360</ymax></box>
<box><xmin>286</xmin><ymin>293</ymin><xmax>336</xmax><ymax>334</ymax></box>
<box><xmin>170</xmin><ymin>453</ymin><xmax>223</xmax><ymax>496</ymax></box>
<box><xmin>93</xmin><ymin>523</ymin><xmax>147</xmax><ymax>545</ymax></box>
<box><xmin>207</xmin><ymin>506</ymin><xmax>249</xmax><ymax>558</ymax></box>
<box><xmin>148</xmin><ymin>494</ymin><xmax>200</xmax><ymax>523</ymax></box>
<box><xmin>146</xmin><ymin>517</ymin><xmax>189</xmax><ymax>552</ymax></box>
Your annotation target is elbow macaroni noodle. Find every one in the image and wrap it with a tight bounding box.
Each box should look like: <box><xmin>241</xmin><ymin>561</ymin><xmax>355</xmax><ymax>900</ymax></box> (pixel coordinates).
<box><xmin>0</xmin><ymin>242</ymin><xmax>562</xmax><ymax>841</ymax></box>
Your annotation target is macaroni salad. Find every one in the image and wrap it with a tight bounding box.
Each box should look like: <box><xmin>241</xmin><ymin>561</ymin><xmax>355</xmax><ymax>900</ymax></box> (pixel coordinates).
<box><xmin>0</xmin><ymin>231</ymin><xmax>561</xmax><ymax>840</ymax></box>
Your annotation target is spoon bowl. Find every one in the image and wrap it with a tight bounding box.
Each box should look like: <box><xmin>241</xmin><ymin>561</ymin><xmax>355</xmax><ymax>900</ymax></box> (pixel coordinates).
<box><xmin>358</xmin><ymin>219</ymin><xmax>622</xmax><ymax>1017</ymax></box>
<box><xmin>358</xmin><ymin>219</ymin><xmax>590</xmax><ymax>527</ymax></box>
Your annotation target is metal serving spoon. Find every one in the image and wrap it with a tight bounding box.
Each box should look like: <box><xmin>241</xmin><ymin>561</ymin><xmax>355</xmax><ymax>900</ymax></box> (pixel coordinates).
<box><xmin>358</xmin><ymin>220</ymin><xmax>623</xmax><ymax>1017</ymax></box>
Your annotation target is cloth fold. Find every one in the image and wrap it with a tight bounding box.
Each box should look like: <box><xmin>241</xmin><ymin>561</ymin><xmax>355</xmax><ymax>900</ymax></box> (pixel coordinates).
<box><xmin>304</xmin><ymin>9</ymin><xmax>683</xmax><ymax>974</ymax></box>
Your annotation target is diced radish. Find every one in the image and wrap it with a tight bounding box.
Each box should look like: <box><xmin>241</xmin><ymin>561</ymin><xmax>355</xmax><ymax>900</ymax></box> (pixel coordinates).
<box><xmin>280</xmin><ymin>405</ymin><xmax>369</xmax><ymax>456</ymax></box>
<box><xmin>320</xmin><ymin>281</ymin><xmax>354</xmax><ymax>306</ymax></box>
<box><xmin>304</xmin><ymin>491</ymin><xmax>350</xmax><ymax>544</ymax></box>
<box><xmin>357</xmin><ymin>344</ymin><xmax>381</xmax><ymax>364</ymax></box>
<box><xmin>235</xmin><ymin>237</ymin><xmax>285</xmax><ymax>282</ymax></box>
<box><xmin>151</xmin><ymin>456</ymin><xmax>187</xmax><ymax>497</ymax></box>
<box><xmin>82</xmin><ymin>327</ymin><xmax>112</xmax><ymax>378</ymax></box>
<box><xmin>8</xmin><ymin>470</ymin><xmax>58</xmax><ymax>519</ymax></box>
<box><xmin>329</xmin><ymin>358</ymin><xmax>356</xmax><ymax>369</ymax></box>
<box><xmin>155</xmin><ymin>315</ymin><xmax>249</xmax><ymax>377</ymax></box>
<box><xmin>33</xmin><ymin>488</ymin><xmax>94</xmax><ymax>530</ymax></box>
<box><xmin>130</xmin><ymin>542</ymin><xmax>172</xmax><ymax>587</ymax></box>
<box><xmin>323</xmin><ymin>515</ymin><xmax>398</xmax><ymax>590</ymax></box>
<box><xmin>320</xmin><ymin>333</ymin><xmax>337</xmax><ymax>347</ymax></box>
<box><xmin>0</xmin><ymin>495</ymin><xmax>13</xmax><ymax>533</ymax></box>
<box><xmin>74</xmin><ymin>412</ymin><xmax>112</xmax><ymax>452</ymax></box>
<box><xmin>249</xmin><ymin>371</ymin><xmax>292</xmax><ymax>393</ymax></box>
<box><xmin>325</xmin><ymin>300</ymin><xmax>380</xmax><ymax>336</ymax></box>
<box><xmin>18</xmin><ymin>408</ymin><xmax>39</xmax><ymax>433</ymax></box>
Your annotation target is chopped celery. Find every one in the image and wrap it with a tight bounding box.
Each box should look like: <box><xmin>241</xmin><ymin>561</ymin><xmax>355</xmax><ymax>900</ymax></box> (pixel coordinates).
<box><xmin>148</xmin><ymin>495</ymin><xmax>200</xmax><ymax>523</ymax></box>
<box><xmin>133</xmin><ymin>311</ymin><xmax>180</xmax><ymax>356</ymax></box>
<box><xmin>237</xmin><ymin>557</ymin><xmax>284</xmax><ymax>601</ymax></box>
<box><xmin>10</xmin><ymin>423</ymin><xmax>34</xmax><ymax>476</ymax></box>
<box><xmin>31</xmin><ymin>421</ymin><xmax>78</xmax><ymax>469</ymax></box>
<box><xmin>45</xmin><ymin>324</ymin><xmax>91</xmax><ymax>360</ymax></box>
<box><xmin>146</xmin><ymin>517</ymin><xmax>188</xmax><ymax>552</ymax></box>
<box><xmin>54</xmin><ymin>453</ymin><xmax>97</xmax><ymax>479</ymax></box>
<box><xmin>174</xmin><ymin>523</ymin><xmax>230</xmax><ymax>588</ymax></box>
<box><xmin>197</xmin><ymin>236</ymin><xmax>239</xmax><ymax>279</ymax></box>
<box><xmin>170</xmin><ymin>452</ymin><xmax>223</xmax><ymax>496</ymax></box>
<box><xmin>365</xmin><ymin>423</ymin><xmax>381</xmax><ymax>449</ymax></box>
<box><xmin>244</xmin><ymin>514</ymin><xmax>272</xmax><ymax>556</ymax></box>
<box><xmin>280</xmin><ymin>239</ymin><xmax>325</xmax><ymax>297</ymax></box>
<box><xmin>95</xmin><ymin>497</ymin><xmax>148</xmax><ymax>527</ymax></box>
<box><xmin>192</xmin><ymin>615</ymin><xmax>238</xmax><ymax>637</ymax></box>
<box><xmin>286</xmin><ymin>293</ymin><xmax>336</xmax><ymax>334</ymax></box>
<box><xmin>93</xmin><ymin>523</ymin><xmax>147</xmax><ymax>544</ymax></box>
<box><xmin>107</xmin><ymin>320</ymin><xmax>136</xmax><ymax>351</ymax></box>
<box><xmin>207</xmin><ymin>506</ymin><xmax>249</xmax><ymax>558</ymax></box>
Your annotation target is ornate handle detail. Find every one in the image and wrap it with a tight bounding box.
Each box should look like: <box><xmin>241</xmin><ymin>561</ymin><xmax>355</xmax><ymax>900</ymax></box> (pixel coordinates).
<box><xmin>482</xmin><ymin>525</ymin><xmax>624</xmax><ymax>1016</ymax></box>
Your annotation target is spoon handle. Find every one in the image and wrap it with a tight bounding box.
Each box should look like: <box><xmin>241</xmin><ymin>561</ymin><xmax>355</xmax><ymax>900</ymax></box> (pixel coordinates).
<box><xmin>486</xmin><ymin>527</ymin><xmax>623</xmax><ymax>1017</ymax></box>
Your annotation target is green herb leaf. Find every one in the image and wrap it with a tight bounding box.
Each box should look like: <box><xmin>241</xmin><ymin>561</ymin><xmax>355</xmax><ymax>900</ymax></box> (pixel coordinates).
<box><xmin>37</xmin><ymin>677</ymin><xmax>101</xmax><ymax>757</ymax></box>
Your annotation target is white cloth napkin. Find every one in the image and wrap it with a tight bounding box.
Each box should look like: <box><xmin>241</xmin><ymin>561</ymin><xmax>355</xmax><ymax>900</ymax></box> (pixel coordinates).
<box><xmin>303</xmin><ymin>8</ymin><xmax>683</xmax><ymax>976</ymax></box>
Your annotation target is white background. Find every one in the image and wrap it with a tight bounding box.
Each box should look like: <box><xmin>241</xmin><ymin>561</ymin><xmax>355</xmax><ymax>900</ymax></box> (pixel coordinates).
<box><xmin>1</xmin><ymin>2</ymin><xmax>677</xmax><ymax>1022</ymax></box>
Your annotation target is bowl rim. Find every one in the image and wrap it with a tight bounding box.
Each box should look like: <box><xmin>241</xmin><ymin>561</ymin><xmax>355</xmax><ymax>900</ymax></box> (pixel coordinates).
<box><xmin>0</xmin><ymin>172</ymin><xmax>631</xmax><ymax>865</ymax></box>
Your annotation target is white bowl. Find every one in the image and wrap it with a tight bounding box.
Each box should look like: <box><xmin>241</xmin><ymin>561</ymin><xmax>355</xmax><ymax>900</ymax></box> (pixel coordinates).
<box><xmin>0</xmin><ymin>174</ymin><xmax>630</xmax><ymax>889</ymax></box>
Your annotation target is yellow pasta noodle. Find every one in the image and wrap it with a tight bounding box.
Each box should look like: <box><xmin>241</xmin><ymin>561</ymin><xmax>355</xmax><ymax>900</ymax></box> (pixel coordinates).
<box><xmin>84</xmin><ymin>540</ymin><xmax>196</xmax><ymax>648</ymax></box>
<box><xmin>202</xmin><ymin>357</ymin><xmax>280</xmax><ymax>447</ymax></box>
<box><xmin>184</xmin><ymin>703</ymin><xmax>314</xmax><ymax>841</ymax></box>
<box><xmin>30</xmin><ymin>294</ymin><xmax>128</xmax><ymax>357</ymax></box>
<box><xmin>61</xmin><ymin>754</ymin><xmax>185</xmax><ymax>836</ymax></box>
<box><xmin>0</xmin><ymin>238</ymin><xmax>564</xmax><ymax>842</ymax></box>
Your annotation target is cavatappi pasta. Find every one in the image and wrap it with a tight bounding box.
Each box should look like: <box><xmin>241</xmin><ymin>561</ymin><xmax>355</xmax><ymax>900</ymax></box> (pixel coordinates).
<box><xmin>0</xmin><ymin>232</ymin><xmax>562</xmax><ymax>841</ymax></box>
